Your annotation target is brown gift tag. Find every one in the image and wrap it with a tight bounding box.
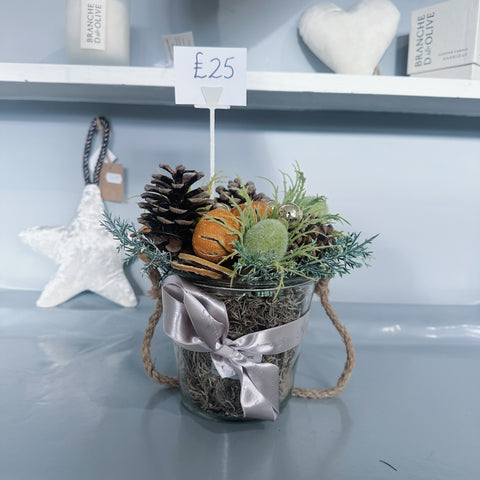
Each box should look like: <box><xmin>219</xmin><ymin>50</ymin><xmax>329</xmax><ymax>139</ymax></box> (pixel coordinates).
<box><xmin>99</xmin><ymin>163</ymin><xmax>124</xmax><ymax>202</ymax></box>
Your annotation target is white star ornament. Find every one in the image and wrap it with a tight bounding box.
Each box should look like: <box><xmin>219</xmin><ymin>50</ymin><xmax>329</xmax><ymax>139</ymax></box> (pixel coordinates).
<box><xmin>19</xmin><ymin>184</ymin><xmax>137</xmax><ymax>308</ymax></box>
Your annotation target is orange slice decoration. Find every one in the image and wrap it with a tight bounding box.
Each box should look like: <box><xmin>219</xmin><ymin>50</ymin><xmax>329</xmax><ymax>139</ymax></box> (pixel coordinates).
<box><xmin>192</xmin><ymin>209</ymin><xmax>239</xmax><ymax>263</ymax></box>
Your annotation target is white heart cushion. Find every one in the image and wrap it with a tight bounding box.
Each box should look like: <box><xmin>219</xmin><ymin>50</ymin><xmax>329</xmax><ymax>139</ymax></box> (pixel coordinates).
<box><xmin>299</xmin><ymin>0</ymin><xmax>400</xmax><ymax>75</ymax></box>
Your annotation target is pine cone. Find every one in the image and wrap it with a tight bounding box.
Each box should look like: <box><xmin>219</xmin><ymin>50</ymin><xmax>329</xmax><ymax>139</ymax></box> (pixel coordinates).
<box><xmin>291</xmin><ymin>219</ymin><xmax>335</xmax><ymax>258</ymax></box>
<box><xmin>215</xmin><ymin>178</ymin><xmax>270</xmax><ymax>208</ymax></box>
<box><xmin>138</xmin><ymin>164</ymin><xmax>213</xmax><ymax>256</ymax></box>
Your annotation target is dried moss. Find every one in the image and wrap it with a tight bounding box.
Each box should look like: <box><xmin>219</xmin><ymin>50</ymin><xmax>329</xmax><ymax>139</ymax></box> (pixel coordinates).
<box><xmin>176</xmin><ymin>281</ymin><xmax>313</xmax><ymax>420</ymax></box>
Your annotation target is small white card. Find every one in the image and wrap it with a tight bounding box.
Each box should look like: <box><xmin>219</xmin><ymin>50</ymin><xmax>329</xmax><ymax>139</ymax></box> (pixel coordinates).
<box><xmin>163</xmin><ymin>31</ymin><xmax>195</xmax><ymax>64</ymax></box>
<box><xmin>80</xmin><ymin>0</ymin><xmax>107</xmax><ymax>51</ymax></box>
<box><xmin>174</xmin><ymin>46</ymin><xmax>247</xmax><ymax>106</ymax></box>
<box><xmin>105</xmin><ymin>171</ymin><xmax>122</xmax><ymax>184</ymax></box>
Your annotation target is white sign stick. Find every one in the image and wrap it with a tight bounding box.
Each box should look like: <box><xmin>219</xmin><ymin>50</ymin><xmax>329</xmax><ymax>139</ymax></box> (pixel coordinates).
<box><xmin>195</xmin><ymin>86</ymin><xmax>230</xmax><ymax>198</ymax></box>
<box><xmin>174</xmin><ymin>46</ymin><xmax>247</xmax><ymax>197</ymax></box>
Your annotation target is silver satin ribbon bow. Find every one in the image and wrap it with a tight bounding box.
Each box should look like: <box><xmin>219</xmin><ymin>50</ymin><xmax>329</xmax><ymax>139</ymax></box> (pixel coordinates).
<box><xmin>162</xmin><ymin>275</ymin><xmax>310</xmax><ymax>421</ymax></box>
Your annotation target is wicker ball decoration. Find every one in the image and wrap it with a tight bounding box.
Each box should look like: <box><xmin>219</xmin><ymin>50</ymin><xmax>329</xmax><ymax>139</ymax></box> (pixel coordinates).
<box><xmin>192</xmin><ymin>209</ymin><xmax>240</xmax><ymax>263</ymax></box>
<box><xmin>243</xmin><ymin>218</ymin><xmax>289</xmax><ymax>261</ymax></box>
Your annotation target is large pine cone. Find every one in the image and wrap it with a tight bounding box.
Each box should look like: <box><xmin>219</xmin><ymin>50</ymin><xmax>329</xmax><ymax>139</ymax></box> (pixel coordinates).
<box><xmin>215</xmin><ymin>178</ymin><xmax>270</xmax><ymax>208</ymax></box>
<box><xmin>138</xmin><ymin>164</ymin><xmax>213</xmax><ymax>256</ymax></box>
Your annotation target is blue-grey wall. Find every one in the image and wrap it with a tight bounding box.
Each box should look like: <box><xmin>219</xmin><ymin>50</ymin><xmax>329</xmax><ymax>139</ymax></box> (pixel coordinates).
<box><xmin>1</xmin><ymin>0</ymin><xmax>479</xmax><ymax>305</ymax></box>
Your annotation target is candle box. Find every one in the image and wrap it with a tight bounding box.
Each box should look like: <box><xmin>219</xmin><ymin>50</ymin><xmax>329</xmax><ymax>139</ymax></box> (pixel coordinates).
<box><xmin>407</xmin><ymin>0</ymin><xmax>480</xmax><ymax>79</ymax></box>
<box><xmin>66</xmin><ymin>0</ymin><xmax>130</xmax><ymax>66</ymax></box>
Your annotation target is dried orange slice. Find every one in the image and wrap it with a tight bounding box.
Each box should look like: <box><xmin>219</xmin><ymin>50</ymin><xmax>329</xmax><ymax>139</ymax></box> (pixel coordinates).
<box><xmin>178</xmin><ymin>253</ymin><xmax>234</xmax><ymax>277</ymax></box>
<box><xmin>192</xmin><ymin>209</ymin><xmax>239</xmax><ymax>263</ymax></box>
<box><xmin>171</xmin><ymin>261</ymin><xmax>223</xmax><ymax>280</ymax></box>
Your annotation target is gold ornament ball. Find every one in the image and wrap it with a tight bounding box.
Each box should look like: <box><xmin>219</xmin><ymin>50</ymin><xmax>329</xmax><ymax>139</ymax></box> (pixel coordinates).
<box><xmin>278</xmin><ymin>202</ymin><xmax>302</xmax><ymax>227</ymax></box>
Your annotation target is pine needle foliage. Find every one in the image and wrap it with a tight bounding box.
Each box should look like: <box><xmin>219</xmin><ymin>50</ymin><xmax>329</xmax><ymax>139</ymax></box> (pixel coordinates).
<box><xmin>101</xmin><ymin>212</ymin><xmax>172</xmax><ymax>282</ymax></box>
<box><xmin>297</xmin><ymin>232</ymin><xmax>378</xmax><ymax>279</ymax></box>
<box><xmin>231</xmin><ymin>232</ymin><xmax>376</xmax><ymax>284</ymax></box>
<box><xmin>281</xmin><ymin>161</ymin><xmax>308</xmax><ymax>205</ymax></box>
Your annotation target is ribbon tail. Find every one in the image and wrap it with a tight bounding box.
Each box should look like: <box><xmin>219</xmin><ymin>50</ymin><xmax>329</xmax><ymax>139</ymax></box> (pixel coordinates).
<box><xmin>239</xmin><ymin>362</ymin><xmax>280</xmax><ymax>421</ymax></box>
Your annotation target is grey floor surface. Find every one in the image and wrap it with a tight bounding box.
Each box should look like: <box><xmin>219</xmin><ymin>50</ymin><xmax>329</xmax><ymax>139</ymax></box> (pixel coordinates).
<box><xmin>1</xmin><ymin>290</ymin><xmax>479</xmax><ymax>479</ymax></box>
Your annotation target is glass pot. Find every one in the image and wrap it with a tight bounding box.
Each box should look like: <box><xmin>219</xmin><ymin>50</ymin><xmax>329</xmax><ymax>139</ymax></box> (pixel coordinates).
<box><xmin>174</xmin><ymin>278</ymin><xmax>315</xmax><ymax>421</ymax></box>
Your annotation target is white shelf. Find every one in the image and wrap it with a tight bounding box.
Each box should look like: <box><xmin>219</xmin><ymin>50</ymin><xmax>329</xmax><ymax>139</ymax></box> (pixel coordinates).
<box><xmin>2</xmin><ymin>62</ymin><xmax>480</xmax><ymax>116</ymax></box>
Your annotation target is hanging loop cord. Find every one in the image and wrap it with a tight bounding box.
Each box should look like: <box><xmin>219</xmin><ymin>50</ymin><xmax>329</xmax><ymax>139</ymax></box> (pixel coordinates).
<box><xmin>141</xmin><ymin>272</ymin><xmax>356</xmax><ymax>397</ymax></box>
<box><xmin>82</xmin><ymin>116</ymin><xmax>111</xmax><ymax>185</ymax></box>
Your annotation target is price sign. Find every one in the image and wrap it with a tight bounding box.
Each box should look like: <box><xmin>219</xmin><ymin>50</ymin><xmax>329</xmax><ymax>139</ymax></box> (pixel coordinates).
<box><xmin>174</xmin><ymin>46</ymin><xmax>247</xmax><ymax>106</ymax></box>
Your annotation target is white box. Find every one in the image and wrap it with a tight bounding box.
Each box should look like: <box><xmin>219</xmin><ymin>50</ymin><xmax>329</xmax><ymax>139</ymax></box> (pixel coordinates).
<box><xmin>407</xmin><ymin>0</ymin><xmax>480</xmax><ymax>79</ymax></box>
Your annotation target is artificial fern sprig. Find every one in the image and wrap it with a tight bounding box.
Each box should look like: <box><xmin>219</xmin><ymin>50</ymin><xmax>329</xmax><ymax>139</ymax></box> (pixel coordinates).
<box><xmin>281</xmin><ymin>161</ymin><xmax>307</xmax><ymax>205</ymax></box>
<box><xmin>230</xmin><ymin>232</ymin><xmax>376</xmax><ymax>283</ymax></box>
<box><xmin>297</xmin><ymin>232</ymin><xmax>378</xmax><ymax>279</ymax></box>
<box><xmin>101</xmin><ymin>211</ymin><xmax>172</xmax><ymax>279</ymax></box>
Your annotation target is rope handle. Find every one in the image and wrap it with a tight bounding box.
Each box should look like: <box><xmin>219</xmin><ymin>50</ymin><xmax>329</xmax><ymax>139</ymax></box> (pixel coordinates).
<box><xmin>292</xmin><ymin>278</ymin><xmax>356</xmax><ymax>399</ymax></box>
<box><xmin>82</xmin><ymin>116</ymin><xmax>111</xmax><ymax>186</ymax></box>
<box><xmin>141</xmin><ymin>270</ymin><xmax>356</xmax><ymax>398</ymax></box>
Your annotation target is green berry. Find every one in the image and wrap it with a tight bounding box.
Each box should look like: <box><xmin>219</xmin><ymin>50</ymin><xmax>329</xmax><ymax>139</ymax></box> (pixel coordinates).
<box><xmin>243</xmin><ymin>219</ymin><xmax>288</xmax><ymax>261</ymax></box>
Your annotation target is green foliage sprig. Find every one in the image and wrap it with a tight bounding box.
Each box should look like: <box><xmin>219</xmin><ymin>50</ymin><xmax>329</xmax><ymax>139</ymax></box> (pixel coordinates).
<box><xmin>101</xmin><ymin>212</ymin><xmax>172</xmax><ymax>282</ymax></box>
<box><xmin>297</xmin><ymin>232</ymin><xmax>378</xmax><ymax>278</ymax></box>
<box><xmin>231</xmin><ymin>232</ymin><xmax>376</xmax><ymax>284</ymax></box>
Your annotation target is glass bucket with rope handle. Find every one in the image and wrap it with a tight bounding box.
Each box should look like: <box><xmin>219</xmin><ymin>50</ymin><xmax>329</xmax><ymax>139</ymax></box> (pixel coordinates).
<box><xmin>170</xmin><ymin>275</ymin><xmax>316</xmax><ymax>421</ymax></box>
